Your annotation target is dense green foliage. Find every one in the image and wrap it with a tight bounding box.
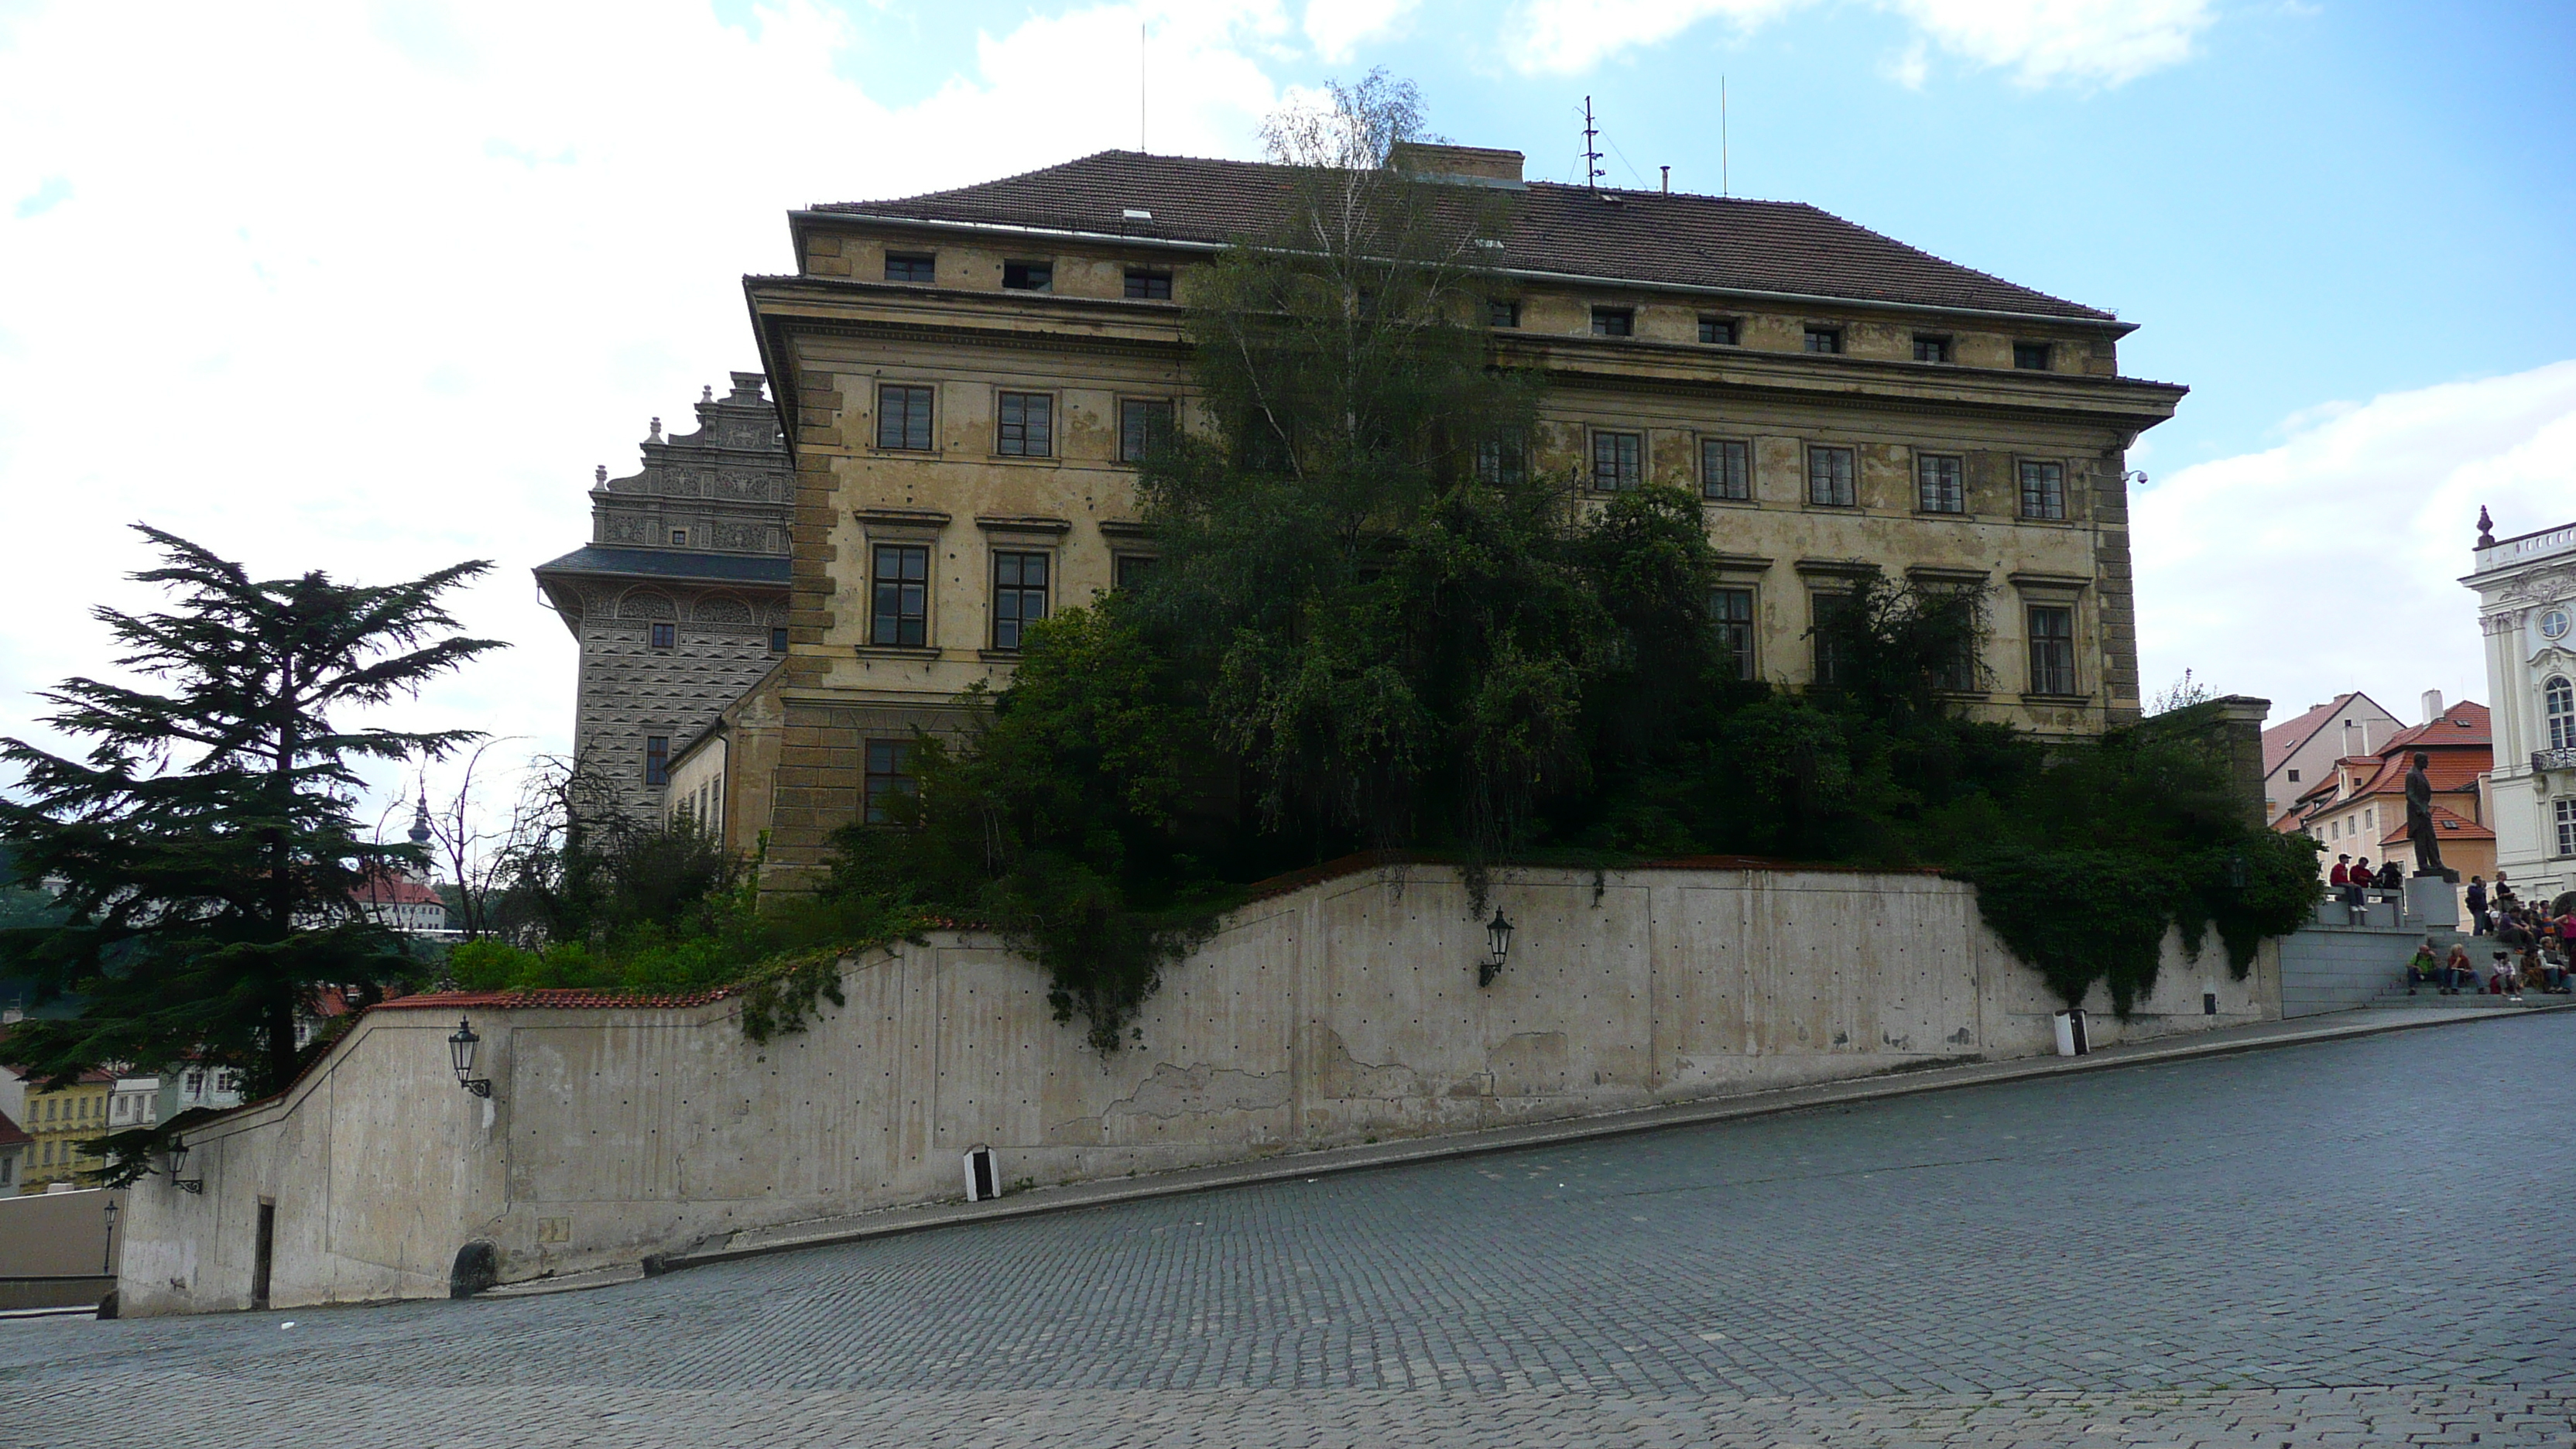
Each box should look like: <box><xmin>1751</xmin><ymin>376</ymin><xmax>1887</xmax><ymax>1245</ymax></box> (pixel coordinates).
<box><xmin>0</xmin><ymin>528</ymin><xmax>499</xmax><ymax>1110</ymax></box>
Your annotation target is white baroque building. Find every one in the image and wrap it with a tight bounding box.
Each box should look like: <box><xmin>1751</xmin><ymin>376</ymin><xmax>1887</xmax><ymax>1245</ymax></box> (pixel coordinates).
<box><xmin>2465</xmin><ymin>512</ymin><xmax>2576</xmax><ymax>910</ymax></box>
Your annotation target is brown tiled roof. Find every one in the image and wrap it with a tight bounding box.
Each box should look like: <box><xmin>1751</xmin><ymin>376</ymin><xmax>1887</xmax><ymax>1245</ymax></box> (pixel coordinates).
<box><xmin>0</xmin><ymin>1109</ymin><xmax>28</xmax><ymax>1148</ymax></box>
<box><xmin>2378</xmin><ymin>701</ymin><xmax>2491</xmax><ymax>754</ymax></box>
<box><xmin>2260</xmin><ymin>691</ymin><xmax>2398</xmax><ymax>776</ymax></box>
<box><xmin>2376</xmin><ymin>803</ymin><xmax>2495</xmax><ymax>847</ymax></box>
<box><xmin>816</xmin><ymin>151</ymin><xmax>2115</xmax><ymax>322</ymax></box>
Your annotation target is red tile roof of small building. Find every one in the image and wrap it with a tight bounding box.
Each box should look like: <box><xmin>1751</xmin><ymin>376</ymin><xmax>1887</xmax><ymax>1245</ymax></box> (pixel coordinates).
<box><xmin>816</xmin><ymin>150</ymin><xmax>2118</xmax><ymax>323</ymax></box>
<box><xmin>2260</xmin><ymin>691</ymin><xmax>2397</xmax><ymax>776</ymax></box>
<box><xmin>0</xmin><ymin>1109</ymin><xmax>29</xmax><ymax>1148</ymax></box>
<box><xmin>2377</xmin><ymin>700</ymin><xmax>2491</xmax><ymax>754</ymax></box>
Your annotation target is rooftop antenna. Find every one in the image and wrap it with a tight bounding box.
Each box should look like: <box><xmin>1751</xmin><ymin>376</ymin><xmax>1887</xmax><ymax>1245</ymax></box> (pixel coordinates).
<box><xmin>1140</xmin><ymin>21</ymin><xmax>1147</xmax><ymax>152</ymax></box>
<box><xmin>1721</xmin><ymin>77</ymin><xmax>1730</xmax><ymax>197</ymax></box>
<box><xmin>1582</xmin><ymin>96</ymin><xmax>1605</xmax><ymax>197</ymax></box>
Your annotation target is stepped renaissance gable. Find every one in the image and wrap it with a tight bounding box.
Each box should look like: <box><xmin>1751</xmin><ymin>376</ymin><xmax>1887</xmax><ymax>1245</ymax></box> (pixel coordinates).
<box><xmin>735</xmin><ymin>145</ymin><xmax>2188</xmax><ymax>889</ymax></box>
<box><xmin>534</xmin><ymin>372</ymin><xmax>793</xmax><ymax>815</ymax></box>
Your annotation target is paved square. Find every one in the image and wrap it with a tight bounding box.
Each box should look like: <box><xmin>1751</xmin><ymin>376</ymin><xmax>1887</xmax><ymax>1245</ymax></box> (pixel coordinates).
<box><xmin>5</xmin><ymin>1013</ymin><xmax>2572</xmax><ymax>1447</ymax></box>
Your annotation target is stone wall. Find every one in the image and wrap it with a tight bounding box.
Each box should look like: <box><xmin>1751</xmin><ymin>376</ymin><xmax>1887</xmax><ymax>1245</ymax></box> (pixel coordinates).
<box><xmin>115</xmin><ymin>860</ymin><xmax>2280</xmax><ymax>1317</ymax></box>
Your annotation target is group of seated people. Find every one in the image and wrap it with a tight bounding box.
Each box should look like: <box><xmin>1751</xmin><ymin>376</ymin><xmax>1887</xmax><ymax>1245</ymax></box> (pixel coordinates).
<box><xmin>2329</xmin><ymin>855</ymin><xmax>2405</xmax><ymax>896</ymax></box>
<box><xmin>2406</xmin><ymin>931</ymin><xmax>2575</xmax><ymax>999</ymax></box>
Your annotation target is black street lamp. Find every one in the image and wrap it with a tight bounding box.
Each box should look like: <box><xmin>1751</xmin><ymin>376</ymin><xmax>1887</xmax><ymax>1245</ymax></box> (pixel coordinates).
<box><xmin>167</xmin><ymin>1138</ymin><xmax>203</xmax><ymax>1194</ymax></box>
<box><xmin>1478</xmin><ymin>909</ymin><xmax>1515</xmax><ymax>988</ymax></box>
<box><xmin>101</xmin><ymin>1197</ymin><xmax>118</xmax><ymax>1276</ymax></box>
<box><xmin>448</xmin><ymin>1018</ymin><xmax>492</xmax><ymax>1098</ymax></box>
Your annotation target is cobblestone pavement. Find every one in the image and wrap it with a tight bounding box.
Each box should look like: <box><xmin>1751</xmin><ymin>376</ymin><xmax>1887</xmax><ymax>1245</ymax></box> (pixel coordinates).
<box><xmin>4</xmin><ymin>1013</ymin><xmax>2571</xmax><ymax>1447</ymax></box>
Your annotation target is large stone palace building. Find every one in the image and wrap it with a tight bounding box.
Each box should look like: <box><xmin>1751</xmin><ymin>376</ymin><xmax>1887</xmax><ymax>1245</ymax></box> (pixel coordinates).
<box><xmin>534</xmin><ymin>373</ymin><xmax>793</xmax><ymax>818</ymax></box>
<box><xmin>659</xmin><ymin>144</ymin><xmax>2188</xmax><ymax>888</ymax></box>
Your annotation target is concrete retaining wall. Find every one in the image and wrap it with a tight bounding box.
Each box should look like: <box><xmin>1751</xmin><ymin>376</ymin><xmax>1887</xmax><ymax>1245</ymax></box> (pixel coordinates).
<box><xmin>2279</xmin><ymin>920</ymin><xmax>2444</xmax><ymax>1017</ymax></box>
<box><xmin>115</xmin><ymin>861</ymin><xmax>2282</xmax><ymax>1317</ymax></box>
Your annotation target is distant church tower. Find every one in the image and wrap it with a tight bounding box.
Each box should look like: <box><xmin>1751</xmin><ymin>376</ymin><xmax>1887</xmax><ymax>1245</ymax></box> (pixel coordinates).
<box><xmin>533</xmin><ymin>373</ymin><xmax>793</xmax><ymax>816</ymax></box>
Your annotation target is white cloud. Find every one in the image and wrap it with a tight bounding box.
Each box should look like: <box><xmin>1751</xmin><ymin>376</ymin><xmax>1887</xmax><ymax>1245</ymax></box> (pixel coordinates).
<box><xmin>1504</xmin><ymin>0</ymin><xmax>2213</xmax><ymax>86</ymax></box>
<box><xmin>1304</xmin><ymin>0</ymin><xmax>1420</xmax><ymax>61</ymax></box>
<box><xmin>1893</xmin><ymin>0</ymin><xmax>2213</xmax><ymax>88</ymax></box>
<box><xmin>2132</xmin><ymin>361</ymin><xmax>2576</xmax><ymax>725</ymax></box>
<box><xmin>0</xmin><ymin>0</ymin><xmax>1284</xmax><ymax>802</ymax></box>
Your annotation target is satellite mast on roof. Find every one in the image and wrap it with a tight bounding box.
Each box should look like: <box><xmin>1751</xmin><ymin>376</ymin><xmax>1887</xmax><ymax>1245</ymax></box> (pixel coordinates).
<box><xmin>1721</xmin><ymin>77</ymin><xmax>1730</xmax><ymax>197</ymax></box>
<box><xmin>1582</xmin><ymin>96</ymin><xmax>1605</xmax><ymax>197</ymax></box>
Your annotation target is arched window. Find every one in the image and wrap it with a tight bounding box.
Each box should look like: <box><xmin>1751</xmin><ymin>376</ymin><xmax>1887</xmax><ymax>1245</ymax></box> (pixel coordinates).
<box><xmin>2547</xmin><ymin>675</ymin><xmax>2575</xmax><ymax>751</ymax></box>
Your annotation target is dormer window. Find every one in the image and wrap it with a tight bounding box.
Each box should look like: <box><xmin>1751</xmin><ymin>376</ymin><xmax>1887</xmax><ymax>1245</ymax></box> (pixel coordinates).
<box><xmin>1913</xmin><ymin>334</ymin><xmax>1952</xmax><ymax>363</ymax></box>
<box><xmin>1698</xmin><ymin>317</ymin><xmax>1737</xmax><ymax>345</ymax></box>
<box><xmin>1124</xmin><ymin>268</ymin><xmax>1173</xmax><ymax>300</ymax></box>
<box><xmin>885</xmin><ymin>252</ymin><xmax>935</xmax><ymax>283</ymax></box>
<box><xmin>1591</xmin><ymin>307</ymin><xmax>1634</xmax><ymax>337</ymax></box>
<box><xmin>1003</xmin><ymin>261</ymin><xmax>1053</xmax><ymax>291</ymax></box>
<box><xmin>1804</xmin><ymin>326</ymin><xmax>1843</xmax><ymax>355</ymax></box>
<box><xmin>669</xmin><ymin>529</ymin><xmax>688</xmax><ymax>546</ymax></box>
<box><xmin>1489</xmin><ymin>299</ymin><xmax>1520</xmax><ymax>328</ymax></box>
<box><xmin>2014</xmin><ymin>341</ymin><xmax>2053</xmax><ymax>370</ymax></box>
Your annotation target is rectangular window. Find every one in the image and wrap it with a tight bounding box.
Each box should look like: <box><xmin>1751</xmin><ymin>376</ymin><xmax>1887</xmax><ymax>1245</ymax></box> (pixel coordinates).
<box><xmin>876</xmin><ymin>384</ymin><xmax>934</xmax><ymax>451</ymax></box>
<box><xmin>2013</xmin><ymin>341</ymin><xmax>2053</xmax><ymax>370</ymax></box>
<box><xmin>885</xmin><ymin>252</ymin><xmax>935</xmax><ymax>283</ymax></box>
<box><xmin>1002</xmin><ymin>260</ymin><xmax>1052</xmax><ymax>291</ymax></box>
<box><xmin>1807</xmin><ymin>446</ymin><xmax>1857</xmax><ymax>507</ymax></box>
<box><xmin>2557</xmin><ymin>797</ymin><xmax>2576</xmax><ymax>857</ymax></box>
<box><xmin>871</xmin><ymin>543</ymin><xmax>930</xmax><ymax>647</ymax></box>
<box><xmin>2287</xmin><ymin>768</ymin><xmax>2300</xmax><ymax>783</ymax></box>
<box><xmin>1124</xmin><ymin>268</ymin><xmax>1173</xmax><ymax>300</ymax></box>
<box><xmin>2019</xmin><ymin>460</ymin><xmax>2067</xmax><ymax>519</ymax></box>
<box><xmin>1591</xmin><ymin>430</ymin><xmax>1643</xmax><ymax>491</ymax></box>
<box><xmin>1811</xmin><ymin>592</ymin><xmax>1854</xmax><ymax>687</ymax></box>
<box><xmin>1932</xmin><ymin>598</ymin><xmax>1980</xmax><ymax>693</ymax></box>
<box><xmin>769</xmin><ymin>625</ymin><xmax>789</xmax><ymax>653</ymax></box>
<box><xmin>1477</xmin><ymin>437</ymin><xmax>1528</xmax><ymax>487</ymax></box>
<box><xmin>1701</xmin><ymin>438</ymin><xmax>1750</xmax><ymax>501</ymax></box>
<box><xmin>1118</xmin><ymin>398</ymin><xmax>1175</xmax><ymax>463</ymax></box>
<box><xmin>669</xmin><ymin>529</ymin><xmax>689</xmax><ymax>546</ymax></box>
<box><xmin>1710</xmin><ymin>587</ymin><xmax>1756</xmax><ymax>680</ymax></box>
<box><xmin>1917</xmin><ymin>454</ymin><xmax>1965</xmax><ymax>514</ymax></box>
<box><xmin>1913</xmin><ymin>335</ymin><xmax>1952</xmax><ymax>363</ymax></box>
<box><xmin>996</xmin><ymin>391</ymin><xmax>1053</xmax><ymax>457</ymax></box>
<box><xmin>1698</xmin><ymin>317</ymin><xmax>1737</xmax><ymax>345</ymax></box>
<box><xmin>1804</xmin><ymin>326</ymin><xmax>1843</xmax><ymax>355</ymax></box>
<box><xmin>1591</xmin><ymin>307</ymin><xmax>1634</xmax><ymax>337</ymax></box>
<box><xmin>1489</xmin><ymin>299</ymin><xmax>1520</xmax><ymax>328</ymax></box>
<box><xmin>643</xmin><ymin>735</ymin><xmax>670</xmax><ymax>787</ymax></box>
<box><xmin>1115</xmin><ymin>554</ymin><xmax>1156</xmax><ymax>591</ymax></box>
<box><xmin>2028</xmin><ymin>605</ymin><xmax>2077</xmax><ymax>695</ymax></box>
<box><xmin>864</xmin><ymin>740</ymin><xmax>917</xmax><ymax>826</ymax></box>
<box><xmin>649</xmin><ymin>622</ymin><xmax>676</xmax><ymax>650</ymax></box>
<box><xmin>992</xmin><ymin>551</ymin><xmax>1050</xmax><ymax>650</ymax></box>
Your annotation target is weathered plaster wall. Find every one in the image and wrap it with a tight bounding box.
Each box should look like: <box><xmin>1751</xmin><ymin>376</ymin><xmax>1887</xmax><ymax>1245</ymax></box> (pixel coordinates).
<box><xmin>117</xmin><ymin>862</ymin><xmax>2278</xmax><ymax>1317</ymax></box>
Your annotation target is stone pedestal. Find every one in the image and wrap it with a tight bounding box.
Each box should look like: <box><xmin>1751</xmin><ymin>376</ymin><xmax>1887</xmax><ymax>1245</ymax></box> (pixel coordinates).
<box><xmin>2406</xmin><ymin>875</ymin><xmax>2460</xmax><ymax>930</ymax></box>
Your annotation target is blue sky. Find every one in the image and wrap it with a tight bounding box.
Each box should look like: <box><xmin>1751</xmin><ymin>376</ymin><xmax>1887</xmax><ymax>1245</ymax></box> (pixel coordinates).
<box><xmin>2</xmin><ymin>0</ymin><xmax>2571</xmax><ymax>810</ymax></box>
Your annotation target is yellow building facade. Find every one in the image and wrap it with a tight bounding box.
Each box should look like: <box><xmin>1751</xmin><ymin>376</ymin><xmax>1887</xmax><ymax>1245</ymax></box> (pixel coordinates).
<box><xmin>20</xmin><ymin>1070</ymin><xmax>111</xmax><ymax>1194</ymax></box>
<box><xmin>728</xmin><ymin>146</ymin><xmax>2187</xmax><ymax>889</ymax></box>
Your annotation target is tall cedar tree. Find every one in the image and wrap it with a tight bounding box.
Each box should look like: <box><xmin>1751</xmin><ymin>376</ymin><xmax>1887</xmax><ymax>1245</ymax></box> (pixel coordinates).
<box><xmin>0</xmin><ymin>527</ymin><xmax>500</xmax><ymax>1102</ymax></box>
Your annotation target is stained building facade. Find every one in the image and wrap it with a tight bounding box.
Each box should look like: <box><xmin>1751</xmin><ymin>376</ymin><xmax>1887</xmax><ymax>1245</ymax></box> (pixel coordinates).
<box><xmin>719</xmin><ymin>145</ymin><xmax>2187</xmax><ymax>889</ymax></box>
<box><xmin>534</xmin><ymin>372</ymin><xmax>793</xmax><ymax>817</ymax></box>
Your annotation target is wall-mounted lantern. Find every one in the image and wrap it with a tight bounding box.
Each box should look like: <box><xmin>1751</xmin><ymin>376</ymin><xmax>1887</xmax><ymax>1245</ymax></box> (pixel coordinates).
<box><xmin>448</xmin><ymin>1018</ymin><xmax>493</xmax><ymax>1098</ymax></box>
<box><xmin>101</xmin><ymin>1197</ymin><xmax>118</xmax><ymax>1276</ymax></box>
<box><xmin>167</xmin><ymin>1137</ymin><xmax>204</xmax><ymax>1194</ymax></box>
<box><xmin>1478</xmin><ymin>909</ymin><xmax>1515</xmax><ymax>988</ymax></box>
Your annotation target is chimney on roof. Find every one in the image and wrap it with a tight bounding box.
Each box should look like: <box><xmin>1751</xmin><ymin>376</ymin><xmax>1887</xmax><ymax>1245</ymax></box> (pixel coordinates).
<box><xmin>1386</xmin><ymin>142</ymin><xmax>1526</xmax><ymax>190</ymax></box>
<box><xmin>2421</xmin><ymin>689</ymin><xmax>2444</xmax><ymax>725</ymax></box>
